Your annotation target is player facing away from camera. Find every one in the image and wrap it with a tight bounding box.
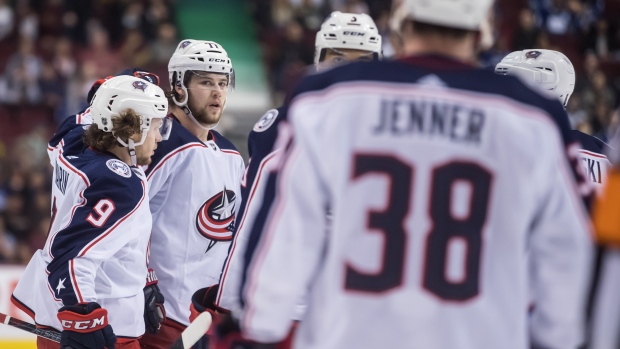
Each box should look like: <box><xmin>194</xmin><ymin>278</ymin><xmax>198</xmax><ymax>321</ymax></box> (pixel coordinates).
<box><xmin>11</xmin><ymin>75</ymin><xmax>170</xmax><ymax>349</ymax></box>
<box><xmin>495</xmin><ymin>49</ymin><xmax>611</xmax><ymax>189</ymax></box>
<box><xmin>496</xmin><ymin>49</ymin><xmax>618</xmax><ymax>349</ymax></box>
<box><xmin>204</xmin><ymin>0</ymin><xmax>593</xmax><ymax>348</ymax></box>
<box><xmin>137</xmin><ymin>39</ymin><xmax>245</xmax><ymax>349</ymax></box>
<box><xmin>188</xmin><ymin>12</ymin><xmax>384</xmax><ymax>334</ymax></box>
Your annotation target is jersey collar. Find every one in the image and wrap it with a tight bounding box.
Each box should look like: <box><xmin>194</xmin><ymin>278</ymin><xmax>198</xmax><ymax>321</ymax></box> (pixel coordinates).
<box><xmin>398</xmin><ymin>54</ymin><xmax>475</xmax><ymax>70</ymax></box>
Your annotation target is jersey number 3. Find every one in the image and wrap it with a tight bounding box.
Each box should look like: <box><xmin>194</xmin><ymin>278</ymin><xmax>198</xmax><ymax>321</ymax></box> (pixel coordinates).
<box><xmin>345</xmin><ymin>155</ymin><xmax>492</xmax><ymax>301</ymax></box>
<box><xmin>86</xmin><ymin>199</ymin><xmax>116</xmax><ymax>228</ymax></box>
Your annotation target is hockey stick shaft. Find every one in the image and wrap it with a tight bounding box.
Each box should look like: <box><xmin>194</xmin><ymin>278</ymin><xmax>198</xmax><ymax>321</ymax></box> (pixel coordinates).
<box><xmin>169</xmin><ymin>311</ymin><xmax>213</xmax><ymax>349</ymax></box>
<box><xmin>0</xmin><ymin>312</ymin><xmax>62</xmax><ymax>343</ymax></box>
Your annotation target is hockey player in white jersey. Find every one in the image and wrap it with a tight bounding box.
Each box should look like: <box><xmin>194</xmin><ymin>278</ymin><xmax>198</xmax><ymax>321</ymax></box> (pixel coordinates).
<box><xmin>138</xmin><ymin>39</ymin><xmax>245</xmax><ymax>349</ymax></box>
<box><xmin>44</xmin><ymin>69</ymin><xmax>169</xmax><ymax>337</ymax></box>
<box><xmin>11</xmin><ymin>75</ymin><xmax>170</xmax><ymax>349</ymax></box>
<box><xmin>495</xmin><ymin>49</ymin><xmax>611</xmax><ymax>189</ymax></box>
<box><xmin>203</xmin><ymin>0</ymin><xmax>592</xmax><ymax>348</ymax></box>
<box><xmin>187</xmin><ymin>12</ymin><xmax>383</xmax><ymax>347</ymax></box>
<box><xmin>496</xmin><ymin>49</ymin><xmax>618</xmax><ymax>349</ymax></box>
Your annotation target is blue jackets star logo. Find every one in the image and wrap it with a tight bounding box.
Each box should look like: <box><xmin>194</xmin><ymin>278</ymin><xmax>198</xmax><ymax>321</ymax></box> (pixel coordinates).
<box><xmin>56</xmin><ymin>278</ymin><xmax>66</xmax><ymax>295</ymax></box>
<box><xmin>132</xmin><ymin>81</ymin><xmax>148</xmax><ymax>92</ymax></box>
<box><xmin>525</xmin><ymin>51</ymin><xmax>542</xmax><ymax>59</ymax></box>
<box><xmin>195</xmin><ymin>187</ymin><xmax>237</xmax><ymax>241</ymax></box>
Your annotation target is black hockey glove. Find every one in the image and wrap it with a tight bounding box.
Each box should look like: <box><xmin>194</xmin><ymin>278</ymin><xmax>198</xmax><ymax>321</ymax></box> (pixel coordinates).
<box><xmin>190</xmin><ymin>284</ymin><xmax>229</xmax><ymax>321</ymax></box>
<box><xmin>190</xmin><ymin>285</ymin><xmax>229</xmax><ymax>349</ymax></box>
<box><xmin>57</xmin><ymin>302</ymin><xmax>116</xmax><ymax>349</ymax></box>
<box><xmin>144</xmin><ymin>268</ymin><xmax>166</xmax><ymax>334</ymax></box>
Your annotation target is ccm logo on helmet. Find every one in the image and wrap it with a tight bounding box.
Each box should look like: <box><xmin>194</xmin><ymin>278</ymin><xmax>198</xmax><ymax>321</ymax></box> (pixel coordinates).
<box><xmin>343</xmin><ymin>31</ymin><xmax>365</xmax><ymax>36</ymax></box>
<box><xmin>209</xmin><ymin>58</ymin><xmax>227</xmax><ymax>63</ymax></box>
<box><xmin>60</xmin><ymin>317</ymin><xmax>106</xmax><ymax>331</ymax></box>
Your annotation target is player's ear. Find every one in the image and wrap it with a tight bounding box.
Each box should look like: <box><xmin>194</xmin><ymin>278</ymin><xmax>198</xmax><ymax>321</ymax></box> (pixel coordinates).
<box><xmin>174</xmin><ymin>83</ymin><xmax>185</xmax><ymax>96</ymax></box>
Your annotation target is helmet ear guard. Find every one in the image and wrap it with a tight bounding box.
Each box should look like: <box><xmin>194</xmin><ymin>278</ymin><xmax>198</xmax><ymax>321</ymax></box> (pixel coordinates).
<box><xmin>495</xmin><ymin>49</ymin><xmax>575</xmax><ymax>106</ymax></box>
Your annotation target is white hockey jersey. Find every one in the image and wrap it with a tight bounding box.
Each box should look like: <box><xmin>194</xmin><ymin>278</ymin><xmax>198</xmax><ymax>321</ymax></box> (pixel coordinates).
<box><xmin>569</xmin><ymin>130</ymin><xmax>619</xmax><ymax>349</ymax></box>
<box><xmin>234</xmin><ymin>57</ymin><xmax>592</xmax><ymax>349</ymax></box>
<box><xmin>144</xmin><ymin>116</ymin><xmax>245</xmax><ymax>326</ymax></box>
<box><xmin>12</xmin><ymin>126</ymin><xmax>152</xmax><ymax>338</ymax></box>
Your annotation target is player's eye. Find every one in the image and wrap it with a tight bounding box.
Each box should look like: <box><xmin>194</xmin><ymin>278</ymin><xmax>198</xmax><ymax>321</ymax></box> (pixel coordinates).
<box><xmin>219</xmin><ymin>81</ymin><xmax>228</xmax><ymax>89</ymax></box>
<box><xmin>333</xmin><ymin>56</ymin><xmax>345</xmax><ymax>63</ymax></box>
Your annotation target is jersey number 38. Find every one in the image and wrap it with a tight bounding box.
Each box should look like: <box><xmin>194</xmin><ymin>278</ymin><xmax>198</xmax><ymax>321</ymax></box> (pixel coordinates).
<box><xmin>345</xmin><ymin>154</ymin><xmax>492</xmax><ymax>301</ymax></box>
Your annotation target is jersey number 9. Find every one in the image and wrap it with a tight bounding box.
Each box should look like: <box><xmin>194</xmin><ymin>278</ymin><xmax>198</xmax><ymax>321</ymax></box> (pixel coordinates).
<box><xmin>86</xmin><ymin>199</ymin><xmax>117</xmax><ymax>228</ymax></box>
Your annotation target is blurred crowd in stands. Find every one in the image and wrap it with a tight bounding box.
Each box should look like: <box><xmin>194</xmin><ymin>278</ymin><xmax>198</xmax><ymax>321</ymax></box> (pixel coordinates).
<box><xmin>0</xmin><ymin>0</ymin><xmax>178</xmax><ymax>264</ymax></box>
<box><xmin>1</xmin><ymin>0</ymin><xmax>620</xmax><ymax>263</ymax></box>
<box><xmin>251</xmin><ymin>0</ymin><xmax>620</xmax><ymax>137</ymax></box>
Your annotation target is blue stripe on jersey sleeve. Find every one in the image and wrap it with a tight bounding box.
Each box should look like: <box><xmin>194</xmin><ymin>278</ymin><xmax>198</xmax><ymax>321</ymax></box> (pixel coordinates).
<box><xmin>239</xmin><ymin>170</ymin><xmax>279</xmax><ymax>307</ymax></box>
<box><xmin>234</xmin><ymin>107</ymin><xmax>286</xmax><ymax>234</ymax></box>
<box><xmin>47</xmin><ymin>154</ymin><xmax>145</xmax><ymax>305</ymax></box>
<box><xmin>238</xmin><ymin>126</ymin><xmax>294</xmax><ymax>307</ymax></box>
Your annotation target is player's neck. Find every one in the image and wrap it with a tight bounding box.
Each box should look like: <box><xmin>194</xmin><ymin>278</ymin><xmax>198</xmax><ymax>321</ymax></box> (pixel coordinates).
<box><xmin>108</xmin><ymin>145</ymin><xmax>132</xmax><ymax>166</ymax></box>
<box><xmin>402</xmin><ymin>34</ymin><xmax>475</xmax><ymax>63</ymax></box>
<box><xmin>171</xmin><ymin>106</ymin><xmax>210</xmax><ymax>142</ymax></box>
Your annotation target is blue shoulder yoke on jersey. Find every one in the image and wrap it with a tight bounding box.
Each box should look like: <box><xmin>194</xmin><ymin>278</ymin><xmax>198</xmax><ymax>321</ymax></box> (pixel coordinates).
<box><xmin>572</xmin><ymin>130</ymin><xmax>612</xmax><ymax>155</ymax></box>
<box><xmin>288</xmin><ymin>55</ymin><xmax>574</xmax><ymax>147</ymax></box>
<box><xmin>47</xmin><ymin>148</ymin><xmax>145</xmax><ymax>305</ymax></box>
<box><xmin>235</xmin><ymin>107</ymin><xmax>286</xmax><ymax>228</ymax></box>
<box><xmin>49</xmin><ymin>110</ymin><xmax>87</xmax><ymax>149</ymax></box>
<box><xmin>145</xmin><ymin>116</ymin><xmax>240</xmax><ymax>178</ymax></box>
<box><xmin>237</xmin><ymin>54</ymin><xmax>583</xmax><ymax>307</ymax></box>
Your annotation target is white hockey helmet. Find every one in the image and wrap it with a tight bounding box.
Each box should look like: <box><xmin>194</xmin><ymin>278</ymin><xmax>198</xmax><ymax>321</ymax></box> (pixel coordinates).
<box><xmin>168</xmin><ymin>39</ymin><xmax>235</xmax><ymax>106</ymax></box>
<box><xmin>90</xmin><ymin>75</ymin><xmax>171</xmax><ymax>147</ymax></box>
<box><xmin>314</xmin><ymin>12</ymin><xmax>382</xmax><ymax>66</ymax></box>
<box><xmin>401</xmin><ymin>0</ymin><xmax>494</xmax><ymax>31</ymax></box>
<box><xmin>495</xmin><ymin>49</ymin><xmax>575</xmax><ymax>106</ymax></box>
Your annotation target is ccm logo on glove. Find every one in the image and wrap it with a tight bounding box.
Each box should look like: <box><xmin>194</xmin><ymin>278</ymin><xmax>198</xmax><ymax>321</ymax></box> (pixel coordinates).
<box><xmin>58</xmin><ymin>307</ymin><xmax>109</xmax><ymax>333</ymax></box>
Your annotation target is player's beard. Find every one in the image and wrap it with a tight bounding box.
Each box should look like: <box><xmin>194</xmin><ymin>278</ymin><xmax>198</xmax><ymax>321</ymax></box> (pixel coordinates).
<box><xmin>188</xmin><ymin>94</ymin><xmax>223</xmax><ymax>127</ymax></box>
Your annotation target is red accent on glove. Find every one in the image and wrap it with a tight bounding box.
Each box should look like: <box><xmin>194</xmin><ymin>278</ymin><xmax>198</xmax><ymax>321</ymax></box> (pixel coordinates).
<box><xmin>190</xmin><ymin>304</ymin><xmax>219</xmax><ymax>335</ymax></box>
<box><xmin>146</xmin><ymin>268</ymin><xmax>158</xmax><ymax>287</ymax></box>
<box><xmin>57</xmin><ymin>307</ymin><xmax>109</xmax><ymax>333</ymax></box>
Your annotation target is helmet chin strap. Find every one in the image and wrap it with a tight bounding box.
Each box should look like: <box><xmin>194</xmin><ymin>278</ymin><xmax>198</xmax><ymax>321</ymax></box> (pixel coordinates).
<box><xmin>128</xmin><ymin>139</ymin><xmax>137</xmax><ymax>167</ymax></box>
